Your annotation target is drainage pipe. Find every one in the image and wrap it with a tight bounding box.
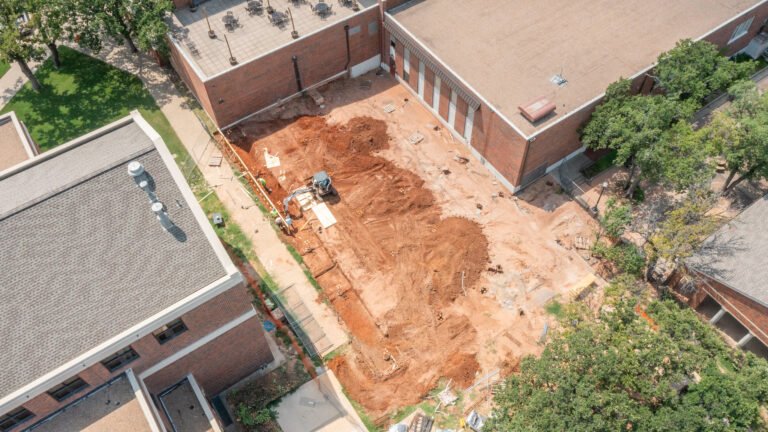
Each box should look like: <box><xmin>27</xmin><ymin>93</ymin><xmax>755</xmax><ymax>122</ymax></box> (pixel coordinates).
<box><xmin>344</xmin><ymin>24</ymin><xmax>351</xmax><ymax>72</ymax></box>
<box><xmin>292</xmin><ymin>55</ymin><xmax>303</xmax><ymax>92</ymax></box>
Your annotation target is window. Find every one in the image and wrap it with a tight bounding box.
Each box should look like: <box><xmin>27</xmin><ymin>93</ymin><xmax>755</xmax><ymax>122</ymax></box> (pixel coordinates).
<box><xmin>348</xmin><ymin>25</ymin><xmax>361</xmax><ymax>36</ymax></box>
<box><xmin>47</xmin><ymin>377</ymin><xmax>88</xmax><ymax>402</ymax></box>
<box><xmin>0</xmin><ymin>407</ymin><xmax>34</xmax><ymax>431</ymax></box>
<box><xmin>729</xmin><ymin>16</ymin><xmax>754</xmax><ymax>44</ymax></box>
<box><xmin>101</xmin><ymin>347</ymin><xmax>139</xmax><ymax>372</ymax></box>
<box><xmin>403</xmin><ymin>48</ymin><xmax>411</xmax><ymax>82</ymax></box>
<box><xmin>153</xmin><ymin>319</ymin><xmax>188</xmax><ymax>344</ymax></box>
<box><xmin>368</xmin><ymin>21</ymin><xmax>378</xmax><ymax>35</ymax></box>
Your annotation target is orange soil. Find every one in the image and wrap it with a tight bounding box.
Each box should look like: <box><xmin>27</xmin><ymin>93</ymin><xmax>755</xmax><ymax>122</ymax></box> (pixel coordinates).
<box><xmin>227</xmin><ymin>116</ymin><xmax>489</xmax><ymax>415</ymax></box>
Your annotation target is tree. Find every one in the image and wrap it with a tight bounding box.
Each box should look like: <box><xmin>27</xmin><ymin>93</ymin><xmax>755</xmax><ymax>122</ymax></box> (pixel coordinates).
<box><xmin>26</xmin><ymin>0</ymin><xmax>70</xmax><ymax>68</ymax></box>
<box><xmin>637</xmin><ymin>121</ymin><xmax>714</xmax><ymax>192</ymax></box>
<box><xmin>705</xmin><ymin>81</ymin><xmax>768</xmax><ymax>193</ymax></box>
<box><xmin>655</xmin><ymin>39</ymin><xmax>754</xmax><ymax>107</ymax></box>
<box><xmin>485</xmin><ymin>299</ymin><xmax>768</xmax><ymax>431</ymax></box>
<box><xmin>74</xmin><ymin>0</ymin><xmax>172</xmax><ymax>55</ymax></box>
<box><xmin>0</xmin><ymin>1</ymin><xmax>44</xmax><ymax>91</ymax></box>
<box><xmin>600</xmin><ymin>198</ymin><xmax>632</xmax><ymax>239</ymax></box>
<box><xmin>581</xmin><ymin>80</ymin><xmax>691</xmax><ymax>197</ymax></box>
<box><xmin>644</xmin><ymin>190</ymin><xmax>722</xmax><ymax>281</ymax></box>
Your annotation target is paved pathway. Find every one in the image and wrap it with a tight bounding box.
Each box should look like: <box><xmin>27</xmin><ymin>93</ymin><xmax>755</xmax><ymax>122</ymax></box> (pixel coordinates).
<box><xmin>0</xmin><ymin>60</ymin><xmax>41</xmax><ymax>109</ymax></box>
<box><xmin>76</xmin><ymin>43</ymin><xmax>349</xmax><ymax>355</ymax></box>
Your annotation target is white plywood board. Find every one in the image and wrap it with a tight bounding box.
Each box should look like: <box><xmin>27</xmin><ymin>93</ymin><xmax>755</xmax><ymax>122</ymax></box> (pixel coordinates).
<box><xmin>312</xmin><ymin>203</ymin><xmax>337</xmax><ymax>229</ymax></box>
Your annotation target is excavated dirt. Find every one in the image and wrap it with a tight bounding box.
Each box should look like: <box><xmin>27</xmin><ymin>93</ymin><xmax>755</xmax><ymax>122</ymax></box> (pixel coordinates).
<box><xmin>228</xmin><ymin>116</ymin><xmax>489</xmax><ymax>414</ymax></box>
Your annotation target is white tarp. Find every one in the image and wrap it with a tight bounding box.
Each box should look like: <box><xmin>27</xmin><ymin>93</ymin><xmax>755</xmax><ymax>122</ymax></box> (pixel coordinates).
<box><xmin>312</xmin><ymin>203</ymin><xmax>337</xmax><ymax>229</ymax></box>
<box><xmin>263</xmin><ymin>148</ymin><xmax>281</xmax><ymax>168</ymax></box>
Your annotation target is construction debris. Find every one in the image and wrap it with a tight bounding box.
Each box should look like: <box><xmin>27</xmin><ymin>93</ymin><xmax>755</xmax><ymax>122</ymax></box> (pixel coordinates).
<box><xmin>453</xmin><ymin>155</ymin><xmax>470</xmax><ymax>164</ymax></box>
<box><xmin>208</xmin><ymin>153</ymin><xmax>223</xmax><ymax>167</ymax></box>
<box><xmin>383</xmin><ymin>103</ymin><xmax>396</xmax><ymax>113</ymax></box>
<box><xmin>407</xmin><ymin>131</ymin><xmax>425</xmax><ymax>145</ymax></box>
<box><xmin>263</xmin><ymin>148</ymin><xmax>281</xmax><ymax>168</ymax></box>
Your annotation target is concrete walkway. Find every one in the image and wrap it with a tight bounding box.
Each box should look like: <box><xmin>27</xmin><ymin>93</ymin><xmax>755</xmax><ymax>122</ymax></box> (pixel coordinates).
<box><xmin>0</xmin><ymin>60</ymin><xmax>42</xmax><ymax>109</ymax></box>
<box><xmin>74</xmin><ymin>43</ymin><xmax>349</xmax><ymax>355</ymax></box>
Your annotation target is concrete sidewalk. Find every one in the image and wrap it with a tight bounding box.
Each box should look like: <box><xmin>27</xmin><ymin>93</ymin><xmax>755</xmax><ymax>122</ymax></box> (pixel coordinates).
<box><xmin>76</xmin><ymin>43</ymin><xmax>349</xmax><ymax>356</ymax></box>
<box><xmin>0</xmin><ymin>60</ymin><xmax>42</xmax><ymax>109</ymax></box>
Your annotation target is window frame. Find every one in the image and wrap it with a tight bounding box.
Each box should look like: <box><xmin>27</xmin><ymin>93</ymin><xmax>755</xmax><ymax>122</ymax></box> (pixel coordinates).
<box><xmin>153</xmin><ymin>318</ymin><xmax>188</xmax><ymax>345</ymax></box>
<box><xmin>47</xmin><ymin>377</ymin><xmax>88</xmax><ymax>402</ymax></box>
<box><xmin>0</xmin><ymin>407</ymin><xmax>34</xmax><ymax>431</ymax></box>
<box><xmin>728</xmin><ymin>16</ymin><xmax>754</xmax><ymax>44</ymax></box>
<box><xmin>100</xmin><ymin>346</ymin><xmax>140</xmax><ymax>372</ymax></box>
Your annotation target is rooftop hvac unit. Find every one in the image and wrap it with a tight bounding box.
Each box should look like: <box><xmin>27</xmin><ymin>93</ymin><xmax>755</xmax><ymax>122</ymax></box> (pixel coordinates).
<box><xmin>742</xmin><ymin>33</ymin><xmax>768</xmax><ymax>59</ymax></box>
<box><xmin>518</xmin><ymin>97</ymin><xmax>556</xmax><ymax>123</ymax></box>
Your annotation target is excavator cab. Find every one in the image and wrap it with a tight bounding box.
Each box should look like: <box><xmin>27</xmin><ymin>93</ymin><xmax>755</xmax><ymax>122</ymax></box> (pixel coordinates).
<box><xmin>312</xmin><ymin>171</ymin><xmax>335</xmax><ymax>196</ymax></box>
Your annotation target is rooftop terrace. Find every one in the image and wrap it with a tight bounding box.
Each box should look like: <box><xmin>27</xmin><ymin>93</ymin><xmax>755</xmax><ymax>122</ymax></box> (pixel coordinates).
<box><xmin>0</xmin><ymin>112</ymin><xmax>36</xmax><ymax>172</ymax></box>
<box><xmin>170</xmin><ymin>0</ymin><xmax>377</xmax><ymax>79</ymax></box>
<box><xmin>28</xmin><ymin>375</ymin><xmax>154</xmax><ymax>432</ymax></box>
<box><xmin>390</xmin><ymin>0</ymin><xmax>763</xmax><ymax>136</ymax></box>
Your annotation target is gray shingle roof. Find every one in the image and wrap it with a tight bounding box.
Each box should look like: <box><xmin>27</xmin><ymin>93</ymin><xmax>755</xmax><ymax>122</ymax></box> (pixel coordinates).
<box><xmin>0</xmin><ymin>119</ymin><xmax>228</xmax><ymax>400</ymax></box>
<box><xmin>689</xmin><ymin>195</ymin><xmax>768</xmax><ymax>306</ymax></box>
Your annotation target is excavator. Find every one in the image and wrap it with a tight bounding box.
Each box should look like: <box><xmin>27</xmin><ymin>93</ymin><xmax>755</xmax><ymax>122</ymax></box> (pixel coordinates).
<box><xmin>282</xmin><ymin>171</ymin><xmax>336</xmax><ymax>214</ymax></box>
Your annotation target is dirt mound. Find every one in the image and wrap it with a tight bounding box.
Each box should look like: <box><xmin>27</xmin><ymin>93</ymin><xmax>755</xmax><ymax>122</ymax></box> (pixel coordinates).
<box><xmin>229</xmin><ymin>116</ymin><xmax>490</xmax><ymax>416</ymax></box>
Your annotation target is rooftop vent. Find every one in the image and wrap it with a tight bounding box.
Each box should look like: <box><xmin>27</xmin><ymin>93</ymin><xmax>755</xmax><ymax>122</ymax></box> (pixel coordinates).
<box><xmin>127</xmin><ymin>161</ymin><xmax>145</xmax><ymax>178</ymax></box>
<box><xmin>151</xmin><ymin>201</ymin><xmax>175</xmax><ymax>232</ymax></box>
<box><xmin>518</xmin><ymin>97</ymin><xmax>556</xmax><ymax>123</ymax></box>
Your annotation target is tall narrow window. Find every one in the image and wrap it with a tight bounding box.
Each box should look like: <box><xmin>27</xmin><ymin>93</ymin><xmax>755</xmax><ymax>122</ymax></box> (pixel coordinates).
<box><xmin>47</xmin><ymin>377</ymin><xmax>88</xmax><ymax>402</ymax></box>
<box><xmin>448</xmin><ymin>91</ymin><xmax>458</xmax><ymax>128</ymax></box>
<box><xmin>153</xmin><ymin>318</ymin><xmax>188</xmax><ymax>345</ymax></box>
<box><xmin>417</xmin><ymin>62</ymin><xmax>425</xmax><ymax>98</ymax></box>
<box><xmin>101</xmin><ymin>347</ymin><xmax>140</xmax><ymax>372</ymax></box>
<box><xmin>403</xmin><ymin>48</ymin><xmax>411</xmax><ymax>83</ymax></box>
<box><xmin>464</xmin><ymin>108</ymin><xmax>475</xmax><ymax>141</ymax></box>
<box><xmin>0</xmin><ymin>407</ymin><xmax>34</xmax><ymax>431</ymax></box>
<box><xmin>432</xmin><ymin>76</ymin><xmax>441</xmax><ymax>112</ymax></box>
<box><xmin>729</xmin><ymin>16</ymin><xmax>754</xmax><ymax>44</ymax></box>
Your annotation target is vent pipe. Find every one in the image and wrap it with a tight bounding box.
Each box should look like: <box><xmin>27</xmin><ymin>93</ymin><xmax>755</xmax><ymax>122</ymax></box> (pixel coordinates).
<box><xmin>151</xmin><ymin>201</ymin><xmax>175</xmax><ymax>231</ymax></box>
<box><xmin>128</xmin><ymin>160</ymin><xmax>157</xmax><ymax>202</ymax></box>
<box><xmin>127</xmin><ymin>161</ymin><xmax>145</xmax><ymax>179</ymax></box>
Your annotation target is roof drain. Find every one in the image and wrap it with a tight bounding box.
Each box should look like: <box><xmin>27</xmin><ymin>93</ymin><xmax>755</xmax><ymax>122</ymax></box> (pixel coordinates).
<box><xmin>292</xmin><ymin>56</ymin><xmax>303</xmax><ymax>93</ymax></box>
<box><xmin>344</xmin><ymin>24</ymin><xmax>351</xmax><ymax>73</ymax></box>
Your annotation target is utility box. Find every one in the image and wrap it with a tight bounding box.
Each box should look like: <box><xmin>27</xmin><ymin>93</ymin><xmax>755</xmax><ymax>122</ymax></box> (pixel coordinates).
<box><xmin>211</xmin><ymin>212</ymin><xmax>224</xmax><ymax>226</ymax></box>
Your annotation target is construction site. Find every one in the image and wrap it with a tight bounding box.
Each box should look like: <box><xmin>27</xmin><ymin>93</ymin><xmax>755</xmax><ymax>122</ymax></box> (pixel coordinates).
<box><xmin>211</xmin><ymin>71</ymin><xmax>600</xmax><ymax>419</ymax></box>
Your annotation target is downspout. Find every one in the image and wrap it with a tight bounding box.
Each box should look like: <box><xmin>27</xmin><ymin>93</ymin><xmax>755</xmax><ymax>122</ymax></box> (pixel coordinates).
<box><xmin>292</xmin><ymin>55</ymin><xmax>303</xmax><ymax>92</ymax></box>
<box><xmin>344</xmin><ymin>24</ymin><xmax>351</xmax><ymax>74</ymax></box>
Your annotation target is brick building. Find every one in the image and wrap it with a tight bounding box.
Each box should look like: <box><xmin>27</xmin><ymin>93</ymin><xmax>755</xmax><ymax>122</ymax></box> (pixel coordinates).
<box><xmin>168</xmin><ymin>0</ymin><xmax>382</xmax><ymax>128</ymax></box>
<box><xmin>683</xmin><ymin>195</ymin><xmax>768</xmax><ymax>359</ymax></box>
<box><xmin>0</xmin><ymin>112</ymin><xmax>274</xmax><ymax>431</ymax></box>
<box><xmin>170</xmin><ymin>0</ymin><xmax>768</xmax><ymax>192</ymax></box>
<box><xmin>382</xmin><ymin>0</ymin><xmax>768</xmax><ymax>191</ymax></box>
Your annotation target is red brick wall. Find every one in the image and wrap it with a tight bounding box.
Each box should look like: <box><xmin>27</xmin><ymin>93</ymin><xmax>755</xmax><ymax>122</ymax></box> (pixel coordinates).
<box><xmin>143</xmin><ymin>316</ymin><xmax>272</xmax><ymax>396</ymax></box>
<box><xmin>172</xmin><ymin>0</ymin><xmax>189</xmax><ymax>9</ymax></box>
<box><xmin>406</xmin><ymin>50</ymin><xmax>419</xmax><ymax>90</ymax></box>
<box><xmin>454</xmin><ymin>97</ymin><xmax>468</xmax><ymax>137</ymax></box>
<box><xmin>691</xmin><ymin>272</ymin><xmax>768</xmax><ymax>346</ymax></box>
<box><xmin>438</xmin><ymin>79</ymin><xmax>450</xmax><ymax>121</ymax></box>
<box><xmin>14</xmin><ymin>283</ymin><xmax>272</xmax><ymax>429</ymax></box>
<box><xmin>200</xmin><ymin>8</ymin><xmax>380</xmax><ymax>127</ymax></box>
<box><xmin>470</xmin><ymin>108</ymin><xmax>529</xmax><ymax>186</ymax></box>
<box><xmin>169</xmin><ymin>39</ymin><xmax>215</xmax><ymax>125</ymax></box>
<box><xmin>382</xmin><ymin>0</ymin><xmax>411</xmax><ymax>11</ymax></box>
<box><xmin>423</xmin><ymin>66</ymin><xmax>435</xmax><ymax>107</ymax></box>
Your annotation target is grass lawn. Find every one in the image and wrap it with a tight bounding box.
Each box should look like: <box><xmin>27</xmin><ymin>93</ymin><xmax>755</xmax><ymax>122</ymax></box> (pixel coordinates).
<box><xmin>1</xmin><ymin>45</ymin><xmax>261</xmax><ymax>267</ymax></box>
<box><xmin>0</xmin><ymin>60</ymin><xmax>9</xmax><ymax>79</ymax></box>
<box><xmin>1</xmin><ymin>46</ymin><xmax>164</xmax><ymax>151</ymax></box>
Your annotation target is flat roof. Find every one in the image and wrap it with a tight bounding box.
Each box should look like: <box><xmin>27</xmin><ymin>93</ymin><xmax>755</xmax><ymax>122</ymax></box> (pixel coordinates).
<box><xmin>390</xmin><ymin>0</ymin><xmax>763</xmax><ymax>136</ymax></box>
<box><xmin>689</xmin><ymin>195</ymin><xmax>768</xmax><ymax>307</ymax></box>
<box><xmin>0</xmin><ymin>114</ymin><xmax>230</xmax><ymax>402</ymax></box>
<box><xmin>27</xmin><ymin>375</ymin><xmax>154</xmax><ymax>432</ymax></box>
<box><xmin>0</xmin><ymin>112</ymin><xmax>37</xmax><ymax>172</ymax></box>
<box><xmin>170</xmin><ymin>0</ymin><xmax>377</xmax><ymax>79</ymax></box>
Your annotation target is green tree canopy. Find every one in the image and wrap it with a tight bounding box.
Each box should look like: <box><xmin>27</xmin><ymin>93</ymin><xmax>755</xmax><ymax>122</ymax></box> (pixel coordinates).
<box><xmin>26</xmin><ymin>0</ymin><xmax>70</xmax><ymax>68</ymax></box>
<box><xmin>581</xmin><ymin>80</ymin><xmax>692</xmax><ymax>197</ymax></box>
<box><xmin>74</xmin><ymin>0</ymin><xmax>172</xmax><ymax>55</ymax></box>
<box><xmin>705</xmin><ymin>80</ymin><xmax>768</xmax><ymax>192</ymax></box>
<box><xmin>0</xmin><ymin>0</ymin><xmax>44</xmax><ymax>90</ymax></box>
<box><xmin>485</xmin><ymin>300</ymin><xmax>768</xmax><ymax>431</ymax></box>
<box><xmin>655</xmin><ymin>39</ymin><xmax>754</xmax><ymax>107</ymax></box>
